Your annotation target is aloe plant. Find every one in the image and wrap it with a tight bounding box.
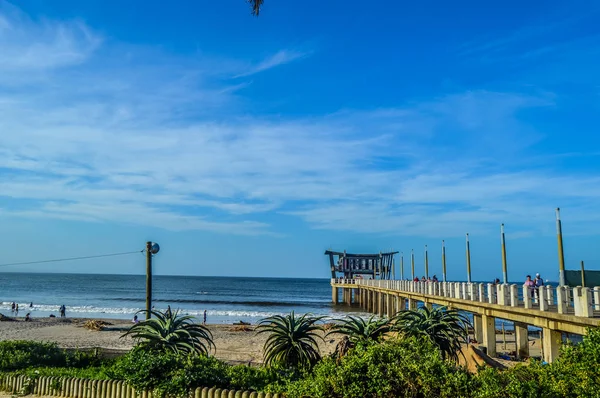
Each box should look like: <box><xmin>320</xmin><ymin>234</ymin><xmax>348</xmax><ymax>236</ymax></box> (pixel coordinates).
<box><xmin>122</xmin><ymin>309</ymin><xmax>214</xmax><ymax>356</ymax></box>
<box><xmin>257</xmin><ymin>312</ymin><xmax>324</xmax><ymax>369</ymax></box>
<box><xmin>393</xmin><ymin>306</ymin><xmax>470</xmax><ymax>361</ymax></box>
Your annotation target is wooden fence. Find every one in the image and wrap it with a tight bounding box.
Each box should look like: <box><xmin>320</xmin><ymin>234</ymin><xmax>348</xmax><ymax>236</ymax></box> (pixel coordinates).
<box><xmin>0</xmin><ymin>375</ymin><xmax>283</xmax><ymax>398</ymax></box>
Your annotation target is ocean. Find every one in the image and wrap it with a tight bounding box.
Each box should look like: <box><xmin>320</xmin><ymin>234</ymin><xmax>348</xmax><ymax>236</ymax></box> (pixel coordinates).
<box><xmin>0</xmin><ymin>273</ymin><xmax>364</xmax><ymax>324</ymax></box>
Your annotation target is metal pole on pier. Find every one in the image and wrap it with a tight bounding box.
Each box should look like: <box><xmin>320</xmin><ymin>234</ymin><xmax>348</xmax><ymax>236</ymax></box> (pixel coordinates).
<box><xmin>501</xmin><ymin>224</ymin><xmax>508</xmax><ymax>284</ymax></box>
<box><xmin>466</xmin><ymin>233</ymin><xmax>472</xmax><ymax>283</ymax></box>
<box><xmin>581</xmin><ymin>260</ymin><xmax>586</xmax><ymax>287</ymax></box>
<box><xmin>424</xmin><ymin>245</ymin><xmax>429</xmax><ymax>279</ymax></box>
<box><xmin>442</xmin><ymin>241</ymin><xmax>447</xmax><ymax>282</ymax></box>
<box><xmin>556</xmin><ymin>208</ymin><xmax>566</xmax><ymax>286</ymax></box>
<box><xmin>400</xmin><ymin>252</ymin><xmax>404</xmax><ymax>280</ymax></box>
<box><xmin>411</xmin><ymin>249</ymin><xmax>415</xmax><ymax>280</ymax></box>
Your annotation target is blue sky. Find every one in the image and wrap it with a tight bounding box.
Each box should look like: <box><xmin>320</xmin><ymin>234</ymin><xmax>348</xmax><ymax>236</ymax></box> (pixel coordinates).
<box><xmin>1</xmin><ymin>0</ymin><xmax>599</xmax><ymax>281</ymax></box>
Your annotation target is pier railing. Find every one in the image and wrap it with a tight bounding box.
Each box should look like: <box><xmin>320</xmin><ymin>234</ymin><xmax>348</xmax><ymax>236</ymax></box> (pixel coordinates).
<box><xmin>332</xmin><ymin>278</ymin><xmax>600</xmax><ymax>318</ymax></box>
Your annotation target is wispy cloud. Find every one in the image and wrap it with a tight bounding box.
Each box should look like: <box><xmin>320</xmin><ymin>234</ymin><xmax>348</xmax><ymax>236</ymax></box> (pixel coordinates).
<box><xmin>0</xmin><ymin>1</ymin><xmax>101</xmax><ymax>71</ymax></box>
<box><xmin>234</xmin><ymin>49</ymin><xmax>311</xmax><ymax>77</ymax></box>
<box><xmin>1</xmin><ymin>4</ymin><xmax>600</xmax><ymax>238</ymax></box>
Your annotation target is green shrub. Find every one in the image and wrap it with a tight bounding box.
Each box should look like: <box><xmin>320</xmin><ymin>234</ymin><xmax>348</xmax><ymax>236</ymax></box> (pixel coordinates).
<box><xmin>13</xmin><ymin>366</ymin><xmax>114</xmax><ymax>380</ymax></box>
<box><xmin>540</xmin><ymin>327</ymin><xmax>600</xmax><ymax>398</ymax></box>
<box><xmin>284</xmin><ymin>336</ymin><xmax>473</xmax><ymax>398</ymax></box>
<box><xmin>227</xmin><ymin>364</ymin><xmax>294</xmax><ymax>392</ymax></box>
<box><xmin>0</xmin><ymin>341</ymin><xmax>100</xmax><ymax>371</ymax></box>
<box><xmin>107</xmin><ymin>347</ymin><xmax>230</xmax><ymax>397</ymax></box>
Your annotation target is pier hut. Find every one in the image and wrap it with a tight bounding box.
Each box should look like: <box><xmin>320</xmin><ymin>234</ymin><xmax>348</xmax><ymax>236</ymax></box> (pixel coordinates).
<box><xmin>326</xmin><ymin>249</ymin><xmax>398</xmax><ymax>306</ymax></box>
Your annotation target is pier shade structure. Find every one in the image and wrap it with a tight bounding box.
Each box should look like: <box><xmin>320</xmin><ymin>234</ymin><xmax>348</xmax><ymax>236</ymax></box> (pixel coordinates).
<box><xmin>331</xmin><ymin>277</ymin><xmax>600</xmax><ymax>363</ymax></box>
<box><xmin>325</xmin><ymin>250</ymin><xmax>399</xmax><ymax>280</ymax></box>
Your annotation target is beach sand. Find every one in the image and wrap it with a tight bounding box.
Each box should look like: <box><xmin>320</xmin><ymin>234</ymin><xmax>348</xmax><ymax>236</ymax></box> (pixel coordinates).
<box><xmin>0</xmin><ymin>317</ymin><xmax>342</xmax><ymax>365</ymax></box>
<box><xmin>0</xmin><ymin>316</ymin><xmax>540</xmax><ymax>366</ymax></box>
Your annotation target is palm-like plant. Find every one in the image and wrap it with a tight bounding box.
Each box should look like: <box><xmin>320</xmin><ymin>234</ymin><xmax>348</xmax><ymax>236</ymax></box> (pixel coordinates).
<box><xmin>327</xmin><ymin>315</ymin><xmax>392</xmax><ymax>358</ymax></box>
<box><xmin>257</xmin><ymin>312</ymin><xmax>324</xmax><ymax>369</ymax></box>
<box><xmin>392</xmin><ymin>306</ymin><xmax>470</xmax><ymax>361</ymax></box>
<box><xmin>122</xmin><ymin>309</ymin><xmax>214</xmax><ymax>356</ymax></box>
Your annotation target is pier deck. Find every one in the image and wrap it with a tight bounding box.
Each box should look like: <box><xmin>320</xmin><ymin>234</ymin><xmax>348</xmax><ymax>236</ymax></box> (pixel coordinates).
<box><xmin>331</xmin><ymin>278</ymin><xmax>600</xmax><ymax>363</ymax></box>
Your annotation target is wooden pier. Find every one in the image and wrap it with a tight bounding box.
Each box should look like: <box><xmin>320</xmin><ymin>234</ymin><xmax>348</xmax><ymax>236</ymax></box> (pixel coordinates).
<box><xmin>331</xmin><ymin>278</ymin><xmax>600</xmax><ymax>363</ymax></box>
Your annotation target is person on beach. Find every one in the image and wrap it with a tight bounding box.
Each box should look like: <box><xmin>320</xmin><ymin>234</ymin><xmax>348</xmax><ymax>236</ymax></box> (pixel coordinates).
<box><xmin>524</xmin><ymin>275</ymin><xmax>535</xmax><ymax>298</ymax></box>
<box><xmin>11</xmin><ymin>302</ymin><xmax>15</xmax><ymax>313</ymax></box>
<box><xmin>166</xmin><ymin>305</ymin><xmax>172</xmax><ymax>317</ymax></box>
<box><xmin>25</xmin><ymin>313</ymin><xmax>31</xmax><ymax>322</ymax></box>
<box><xmin>203</xmin><ymin>310</ymin><xmax>207</xmax><ymax>325</ymax></box>
<box><xmin>15</xmin><ymin>304</ymin><xmax>19</xmax><ymax>316</ymax></box>
<box><xmin>59</xmin><ymin>305</ymin><xmax>66</xmax><ymax>318</ymax></box>
<box><xmin>29</xmin><ymin>302</ymin><xmax>33</xmax><ymax>308</ymax></box>
<box><xmin>132</xmin><ymin>315</ymin><xmax>139</xmax><ymax>324</ymax></box>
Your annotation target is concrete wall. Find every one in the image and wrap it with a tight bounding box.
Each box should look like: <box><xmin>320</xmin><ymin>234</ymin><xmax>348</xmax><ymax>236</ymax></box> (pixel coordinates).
<box><xmin>0</xmin><ymin>374</ymin><xmax>282</xmax><ymax>398</ymax></box>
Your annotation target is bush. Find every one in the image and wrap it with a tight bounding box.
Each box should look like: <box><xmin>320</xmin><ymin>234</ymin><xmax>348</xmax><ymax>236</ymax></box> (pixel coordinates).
<box><xmin>0</xmin><ymin>341</ymin><xmax>100</xmax><ymax>371</ymax></box>
<box><xmin>107</xmin><ymin>347</ymin><xmax>230</xmax><ymax>397</ymax></box>
<box><xmin>227</xmin><ymin>364</ymin><xmax>294</xmax><ymax>392</ymax></box>
<box><xmin>284</xmin><ymin>337</ymin><xmax>473</xmax><ymax>398</ymax></box>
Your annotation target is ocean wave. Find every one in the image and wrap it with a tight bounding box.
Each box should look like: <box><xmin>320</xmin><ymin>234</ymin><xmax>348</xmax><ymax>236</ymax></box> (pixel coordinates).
<box><xmin>0</xmin><ymin>302</ymin><xmax>340</xmax><ymax>319</ymax></box>
<box><xmin>103</xmin><ymin>297</ymin><xmax>330</xmax><ymax>308</ymax></box>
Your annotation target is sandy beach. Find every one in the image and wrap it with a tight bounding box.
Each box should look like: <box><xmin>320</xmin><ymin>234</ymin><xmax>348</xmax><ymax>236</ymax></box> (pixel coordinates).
<box><xmin>0</xmin><ymin>315</ymin><xmax>543</xmax><ymax>367</ymax></box>
<box><xmin>0</xmin><ymin>316</ymin><xmax>345</xmax><ymax>365</ymax></box>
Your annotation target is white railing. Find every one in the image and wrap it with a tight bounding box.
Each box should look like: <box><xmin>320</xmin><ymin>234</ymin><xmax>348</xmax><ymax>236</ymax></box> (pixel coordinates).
<box><xmin>332</xmin><ymin>278</ymin><xmax>600</xmax><ymax>318</ymax></box>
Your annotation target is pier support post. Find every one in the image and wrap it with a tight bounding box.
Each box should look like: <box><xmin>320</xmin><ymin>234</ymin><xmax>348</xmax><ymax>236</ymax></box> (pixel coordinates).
<box><xmin>378</xmin><ymin>292</ymin><xmax>384</xmax><ymax>317</ymax></box>
<box><xmin>514</xmin><ymin>322</ymin><xmax>529</xmax><ymax>359</ymax></box>
<box><xmin>473</xmin><ymin>315</ymin><xmax>484</xmax><ymax>344</ymax></box>
<box><xmin>399</xmin><ymin>297</ymin><xmax>407</xmax><ymax>311</ymax></box>
<box><xmin>482</xmin><ymin>314</ymin><xmax>497</xmax><ymax>357</ymax></box>
<box><xmin>387</xmin><ymin>294</ymin><xmax>394</xmax><ymax>318</ymax></box>
<box><xmin>424</xmin><ymin>300</ymin><xmax>433</xmax><ymax>310</ymax></box>
<box><xmin>542</xmin><ymin>329</ymin><xmax>562</xmax><ymax>363</ymax></box>
<box><xmin>332</xmin><ymin>286</ymin><xmax>338</xmax><ymax>304</ymax></box>
<box><xmin>408</xmin><ymin>298</ymin><xmax>417</xmax><ymax>310</ymax></box>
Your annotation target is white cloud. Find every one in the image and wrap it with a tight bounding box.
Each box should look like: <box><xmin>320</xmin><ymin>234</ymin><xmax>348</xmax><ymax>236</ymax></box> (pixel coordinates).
<box><xmin>234</xmin><ymin>49</ymin><xmax>310</xmax><ymax>77</ymax></box>
<box><xmin>1</xmin><ymin>4</ymin><xmax>600</xmax><ymax>238</ymax></box>
<box><xmin>0</xmin><ymin>1</ymin><xmax>101</xmax><ymax>71</ymax></box>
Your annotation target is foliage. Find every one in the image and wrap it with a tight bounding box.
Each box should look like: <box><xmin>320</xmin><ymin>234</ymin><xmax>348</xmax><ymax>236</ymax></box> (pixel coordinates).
<box><xmin>3</xmin><ymin>327</ymin><xmax>600</xmax><ymax>398</ymax></box>
<box><xmin>107</xmin><ymin>347</ymin><xmax>229</xmax><ymax>397</ymax></box>
<box><xmin>393</xmin><ymin>306</ymin><xmax>470</xmax><ymax>361</ymax></box>
<box><xmin>257</xmin><ymin>312</ymin><xmax>324</xmax><ymax>369</ymax></box>
<box><xmin>327</xmin><ymin>315</ymin><xmax>391</xmax><ymax>358</ymax></box>
<box><xmin>0</xmin><ymin>341</ymin><xmax>100</xmax><ymax>371</ymax></box>
<box><xmin>538</xmin><ymin>327</ymin><xmax>600</xmax><ymax>398</ymax></box>
<box><xmin>284</xmin><ymin>336</ymin><xmax>474</xmax><ymax>398</ymax></box>
<box><xmin>227</xmin><ymin>364</ymin><xmax>293</xmax><ymax>392</ymax></box>
<box><xmin>122</xmin><ymin>309</ymin><xmax>214</xmax><ymax>356</ymax></box>
<box><xmin>10</xmin><ymin>366</ymin><xmax>113</xmax><ymax>380</ymax></box>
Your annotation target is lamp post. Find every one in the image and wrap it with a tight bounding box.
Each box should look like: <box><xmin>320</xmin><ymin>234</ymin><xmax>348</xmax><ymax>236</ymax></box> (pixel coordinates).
<box><xmin>442</xmin><ymin>240</ymin><xmax>447</xmax><ymax>282</ymax></box>
<box><xmin>466</xmin><ymin>233</ymin><xmax>472</xmax><ymax>283</ymax></box>
<box><xmin>400</xmin><ymin>252</ymin><xmax>404</xmax><ymax>280</ymax></box>
<box><xmin>500</xmin><ymin>224</ymin><xmax>508</xmax><ymax>284</ymax></box>
<box><xmin>424</xmin><ymin>245</ymin><xmax>429</xmax><ymax>279</ymax></box>
<box><xmin>145</xmin><ymin>241</ymin><xmax>160</xmax><ymax>319</ymax></box>
<box><xmin>411</xmin><ymin>249</ymin><xmax>415</xmax><ymax>280</ymax></box>
<box><xmin>556</xmin><ymin>208</ymin><xmax>566</xmax><ymax>286</ymax></box>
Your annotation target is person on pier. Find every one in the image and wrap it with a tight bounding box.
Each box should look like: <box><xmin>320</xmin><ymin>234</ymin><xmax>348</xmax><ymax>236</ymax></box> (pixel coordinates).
<box><xmin>524</xmin><ymin>275</ymin><xmax>535</xmax><ymax>298</ymax></box>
